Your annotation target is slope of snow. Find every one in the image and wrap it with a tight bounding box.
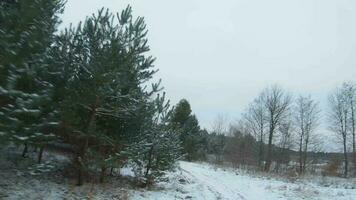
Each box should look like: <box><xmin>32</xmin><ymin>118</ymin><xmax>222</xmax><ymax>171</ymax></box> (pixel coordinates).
<box><xmin>131</xmin><ymin>161</ymin><xmax>356</xmax><ymax>200</ymax></box>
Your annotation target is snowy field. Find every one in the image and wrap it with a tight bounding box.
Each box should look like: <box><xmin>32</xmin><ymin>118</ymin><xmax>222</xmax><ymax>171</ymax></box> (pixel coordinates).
<box><xmin>1</xmin><ymin>148</ymin><xmax>356</xmax><ymax>200</ymax></box>
<box><xmin>131</xmin><ymin>161</ymin><xmax>356</xmax><ymax>200</ymax></box>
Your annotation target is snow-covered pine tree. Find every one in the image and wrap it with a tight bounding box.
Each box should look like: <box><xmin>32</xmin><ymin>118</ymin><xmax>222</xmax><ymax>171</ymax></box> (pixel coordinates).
<box><xmin>51</xmin><ymin>7</ymin><xmax>157</xmax><ymax>185</ymax></box>
<box><xmin>0</xmin><ymin>0</ymin><xmax>64</xmax><ymax>154</ymax></box>
<box><xmin>125</xmin><ymin>92</ymin><xmax>182</xmax><ymax>186</ymax></box>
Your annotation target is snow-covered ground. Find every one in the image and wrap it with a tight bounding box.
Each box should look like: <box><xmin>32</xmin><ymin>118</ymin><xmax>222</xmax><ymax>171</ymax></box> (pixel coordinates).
<box><xmin>131</xmin><ymin>161</ymin><xmax>356</xmax><ymax>200</ymax></box>
<box><xmin>1</xmin><ymin>147</ymin><xmax>356</xmax><ymax>200</ymax></box>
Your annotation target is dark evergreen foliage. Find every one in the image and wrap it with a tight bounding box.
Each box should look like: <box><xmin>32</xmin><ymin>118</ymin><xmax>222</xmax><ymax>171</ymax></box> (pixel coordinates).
<box><xmin>171</xmin><ymin>99</ymin><xmax>206</xmax><ymax>160</ymax></box>
<box><xmin>0</xmin><ymin>2</ymin><xmax>183</xmax><ymax>186</ymax></box>
<box><xmin>122</xmin><ymin>93</ymin><xmax>182</xmax><ymax>186</ymax></box>
<box><xmin>0</xmin><ymin>0</ymin><xmax>64</xmax><ymax>152</ymax></box>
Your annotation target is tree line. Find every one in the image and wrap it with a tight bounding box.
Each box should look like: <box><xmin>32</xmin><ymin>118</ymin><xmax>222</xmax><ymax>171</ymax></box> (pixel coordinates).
<box><xmin>211</xmin><ymin>84</ymin><xmax>356</xmax><ymax>178</ymax></box>
<box><xmin>1</xmin><ymin>1</ymin><xmax>355</xmax><ymax>188</ymax></box>
<box><xmin>0</xmin><ymin>1</ymin><xmax>206</xmax><ymax>186</ymax></box>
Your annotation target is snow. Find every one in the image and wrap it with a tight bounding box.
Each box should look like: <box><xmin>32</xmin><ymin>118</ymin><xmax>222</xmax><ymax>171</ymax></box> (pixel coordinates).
<box><xmin>130</xmin><ymin>161</ymin><xmax>356</xmax><ymax>200</ymax></box>
<box><xmin>0</xmin><ymin>147</ymin><xmax>129</xmax><ymax>199</ymax></box>
<box><xmin>12</xmin><ymin>135</ymin><xmax>29</xmax><ymax>141</ymax></box>
<box><xmin>1</xmin><ymin>146</ymin><xmax>356</xmax><ymax>200</ymax></box>
<box><xmin>47</xmin><ymin>122</ymin><xmax>60</xmax><ymax>126</ymax></box>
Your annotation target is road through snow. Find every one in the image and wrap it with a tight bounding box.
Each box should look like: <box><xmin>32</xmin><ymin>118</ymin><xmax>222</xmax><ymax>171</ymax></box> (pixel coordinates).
<box><xmin>131</xmin><ymin>161</ymin><xmax>356</xmax><ymax>200</ymax></box>
<box><xmin>179</xmin><ymin>162</ymin><xmax>278</xmax><ymax>200</ymax></box>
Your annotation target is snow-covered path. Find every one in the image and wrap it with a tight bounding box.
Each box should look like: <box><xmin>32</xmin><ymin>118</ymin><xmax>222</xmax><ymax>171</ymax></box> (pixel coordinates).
<box><xmin>131</xmin><ymin>161</ymin><xmax>356</xmax><ymax>200</ymax></box>
<box><xmin>2</xmin><ymin>147</ymin><xmax>355</xmax><ymax>200</ymax></box>
<box><xmin>179</xmin><ymin>162</ymin><xmax>286</xmax><ymax>200</ymax></box>
<box><xmin>180</xmin><ymin>162</ymin><xmax>251</xmax><ymax>200</ymax></box>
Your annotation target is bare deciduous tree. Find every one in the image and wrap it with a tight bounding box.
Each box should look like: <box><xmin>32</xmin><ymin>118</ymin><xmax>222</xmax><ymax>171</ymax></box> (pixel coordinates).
<box><xmin>226</xmin><ymin>122</ymin><xmax>257</xmax><ymax>168</ymax></box>
<box><xmin>212</xmin><ymin>114</ymin><xmax>228</xmax><ymax>135</ymax></box>
<box><xmin>262</xmin><ymin>85</ymin><xmax>292</xmax><ymax>172</ymax></box>
<box><xmin>211</xmin><ymin>114</ymin><xmax>228</xmax><ymax>163</ymax></box>
<box><xmin>243</xmin><ymin>94</ymin><xmax>266</xmax><ymax>168</ymax></box>
<box><xmin>294</xmin><ymin>95</ymin><xmax>320</xmax><ymax>173</ymax></box>
<box><xmin>275</xmin><ymin>116</ymin><xmax>294</xmax><ymax>173</ymax></box>
<box><xmin>343</xmin><ymin>82</ymin><xmax>356</xmax><ymax>170</ymax></box>
<box><xmin>329</xmin><ymin>85</ymin><xmax>350</xmax><ymax>177</ymax></box>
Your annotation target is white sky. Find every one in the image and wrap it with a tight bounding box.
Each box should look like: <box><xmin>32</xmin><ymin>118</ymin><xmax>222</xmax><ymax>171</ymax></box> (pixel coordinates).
<box><xmin>60</xmin><ymin>0</ymin><xmax>356</xmax><ymax>151</ymax></box>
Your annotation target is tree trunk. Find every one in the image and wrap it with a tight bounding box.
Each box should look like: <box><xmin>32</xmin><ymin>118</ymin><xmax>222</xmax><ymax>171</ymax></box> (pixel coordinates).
<box><xmin>275</xmin><ymin>161</ymin><xmax>280</xmax><ymax>173</ymax></box>
<box><xmin>144</xmin><ymin>145</ymin><xmax>154</xmax><ymax>183</ymax></box>
<box><xmin>37</xmin><ymin>146</ymin><xmax>44</xmax><ymax>164</ymax></box>
<box><xmin>302</xmin><ymin>139</ymin><xmax>309</xmax><ymax>172</ymax></box>
<box><xmin>258</xmin><ymin>130</ymin><xmax>264</xmax><ymax>169</ymax></box>
<box><xmin>264</xmin><ymin>124</ymin><xmax>274</xmax><ymax>172</ymax></box>
<box><xmin>77</xmin><ymin>162</ymin><xmax>83</xmax><ymax>186</ymax></box>
<box><xmin>258</xmin><ymin>141</ymin><xmax>263</xmax><ymax>168</ymax></box>
<box><xmin>352</xmin><ymin>111</ymin><xmax>356</xmax><ymax>171</ymax></box>
<box><xmin>351</xmin><ymin>99</ymin><xmax>355</xmax><ymax>156</ymax></box>
<box><xmin>77</xmin><ymin>138</ymin><xmax>89</xmax><ymax>186</ymax></box>
<box><xmin>353</xmin><ymin>131</ymin><xmax>356</xmax><ymax>163</ymax></box>
<box><xmin>110</xmin><ymin>167</ymin><xmax>114</xmax><ymax>176</ymax></box>
<box><xmin>22</xmin><ymin>143</ymin><xmax>28</xmax><ymax>158</ymax></box>
<box><xmin>76</xmin><ymin>103</ymin><xmax>97</xmax><ymax>186</ymax></box>
<box><xmin>343</xmin><ymin>135</ymin><xmax>348</xmax><ymax>177</ymax></box>
<box><xmin>99</xmin><ymin>166</ymin><xmax>106</xmax><ymax>183</ymax></box>
<box><xmin>299</xmin><ymin>135</ymin><xmax>303</xmax><ymax>174</ymax></box>
<box><xmin>353</xmin><ymin>124</ymin><xmax>355</xmax><ymax>154</ymax></box>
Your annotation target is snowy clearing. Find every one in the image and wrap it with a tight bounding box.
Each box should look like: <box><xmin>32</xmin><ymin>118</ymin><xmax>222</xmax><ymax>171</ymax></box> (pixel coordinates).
<box><xmin>131</xmin><ymin>161</ymin><xmax>356</xmax><ymax>200</ymax></box>
<box><xmin>1</xmin><ymin>148</ymin><xmax>356</xmax><ymax>200</ymax></box>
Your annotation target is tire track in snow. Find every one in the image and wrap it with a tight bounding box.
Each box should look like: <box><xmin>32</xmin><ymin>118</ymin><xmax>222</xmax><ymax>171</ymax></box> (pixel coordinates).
<box><xmin>180</xmin><ymin>163</ymin><xmax>246</xmax><ymax>200</ymax></box>
<box><xmin>179</xmin><ymin>167</ymin><xmax>222</xmax><ymax>199</ymax></box>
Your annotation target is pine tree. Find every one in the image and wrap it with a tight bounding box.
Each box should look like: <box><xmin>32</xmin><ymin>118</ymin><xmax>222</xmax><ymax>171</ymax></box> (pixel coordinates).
<box><xmin>51</xmin><ymin>7</ymin><xmax>157</xmax><ymax>185</ymax></box>
<box><xmin>0</xmin><ymin>0</ymin><xmax>64</xmax><ymax>153</ymax></box>
<box><xmin>124</xmin><ymin>93</ymin><xmax>182</xmax><ymax>186</ymax></box>
<box><xmin>171</xmin><ymin>99</ymin><xmax>192</xmax><ymax>126</ymax></box>
<box><xmin>171</xmin><ymin>99</ymin><xmax>204</xmax><ymax>160</ymax></box>
<box><xmin>181</xmin><ymin>115</ymin><xmax>205</xmax><ymax>160</ymax></box>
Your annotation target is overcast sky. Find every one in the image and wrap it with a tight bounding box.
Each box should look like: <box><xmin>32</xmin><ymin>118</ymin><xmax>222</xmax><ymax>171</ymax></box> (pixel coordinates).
<box><xmin>61</xmin><ymin>0</ymin><xmax>356</xmax><ymax>151</ymax></box>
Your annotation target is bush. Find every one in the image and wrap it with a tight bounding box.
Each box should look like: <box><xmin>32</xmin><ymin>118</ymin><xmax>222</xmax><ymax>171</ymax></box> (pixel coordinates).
<box><xmin>323</xmin><ymin>157</ymin><xmax>341</xmax><ymax>177</ymax></box>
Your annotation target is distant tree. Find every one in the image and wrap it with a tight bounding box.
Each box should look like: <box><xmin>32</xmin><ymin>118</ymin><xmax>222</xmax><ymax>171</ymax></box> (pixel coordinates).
<box><xmin>171</xmin><ymin>99</ymin><xmax>192</xmax><ymax>126</ymax></box>
<box><xmin>244</xmin><ymin>94</ymin><xmax>267</xmax><ymax>168</ymax></box>
<box><xmin>343</xmin><ymin>82</ymin><xmax>356</xmax><ymax>171</ymax></box>
<box><xmin>197</xmin><ymin>129</ymin><xmax>210</xmax><ymax>160</ymax></box>
<box><xmin>211</xmin><ymin>114</ymin><xmax>228</xmax><ymax>163</ymax></box>
<box><xmin>171</xmin><ymin>99</ymin><xmax>203</xmax><ymax>160</ymax></box>
<box><xmin>275</xmin><ymin>117</ymin><xmax>294</xmax><ymax>173</ymax></box>
<box><xmin>294</xmin><ymin>95</ymin><xmax>320</xmax><ymax>173</ymax></box>
<box><xmin>262</xmin><ymin>85</ymin><xmax>291</xmax><ymax>172</ymax></box>
<box><xmin>181</xmin><ymin>114</ymin><xmax>204</xmax><ymax>160</ymax></box>
<box><xmin>225</xmin><ymin>122</ymin><xmax>258</xmax><ymax>167</ymax></box>
<box><xmin>329</xmin><ymin>84</ymin><xmax>350</xmax><ymax>177</ymax></box>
